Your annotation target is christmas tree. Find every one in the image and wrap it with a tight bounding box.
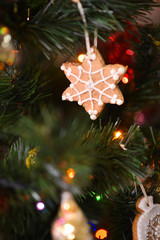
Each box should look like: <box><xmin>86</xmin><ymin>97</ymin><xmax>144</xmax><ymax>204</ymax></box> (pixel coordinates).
<box><xmin>0</xmin><ymin>0</ymin><xmax>160</xmax><ymax>239</ymax></box>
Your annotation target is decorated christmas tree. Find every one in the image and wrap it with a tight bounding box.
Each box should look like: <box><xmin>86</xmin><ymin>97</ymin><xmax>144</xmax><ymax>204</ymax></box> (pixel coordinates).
<box><xmin>0</xmin><ymin>0</ymin><xmax>160</xmax><ymax>240</ymax></box>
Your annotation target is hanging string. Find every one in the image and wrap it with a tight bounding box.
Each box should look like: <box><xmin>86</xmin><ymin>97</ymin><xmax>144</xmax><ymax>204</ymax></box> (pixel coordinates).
<box><xmin>118</xmin><ymin>126</ymin><xmax>150</xmax><ymax>206</ymax></box>
<box><xmin>72</xmin><ymin>0</ymin><xmax>92</xmax><ymax>59</ymax></box>
<box><xmin>136</xmin><ymin>176</ymin><xmax>150</xmax><ymax>206</ymax></box>
<box><xmin>119</xmin><ymin>125</ymin><xmax>137</xmax><ymax>151</ymax></box>
<box><xmin>94</xmin><ymin>28</ymin><xmax>98</xmax><ymax>48</ymax></box>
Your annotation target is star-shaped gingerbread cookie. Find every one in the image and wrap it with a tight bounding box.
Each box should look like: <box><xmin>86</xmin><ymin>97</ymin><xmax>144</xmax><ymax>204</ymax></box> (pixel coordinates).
<box><xmin>61</xmin><ymin>46</ymin><xmax>127</xmax><ymax>120</ymax></box>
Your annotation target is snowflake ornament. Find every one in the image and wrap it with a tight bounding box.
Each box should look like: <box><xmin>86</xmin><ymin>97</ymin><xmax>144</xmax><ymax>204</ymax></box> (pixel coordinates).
<box><xmin>61</xmin><ymin>46</ymin><xmax>127</xmax><ymax>120</ymax></box>
<box><xmin>133</xmin><ymin>196</ymin><xmax>160</xmax><ymax>240</ymax></box>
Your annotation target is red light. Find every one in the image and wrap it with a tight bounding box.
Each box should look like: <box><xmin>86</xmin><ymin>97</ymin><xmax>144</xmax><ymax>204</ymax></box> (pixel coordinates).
<box><xmin>122</xmin><ymin>74</ymin><xmax>129</xmax><ymax>84</ymax></box>
<box><xmin>109</xmin><ymin>35</ymin><xmax>116</xmax><ymax>42</ymax></box>
<box><xmin>126</xmin><ymin>49</ymin><xmax>134</xmax><ymax>56</ymax></box>
<box><xmin>89</xmin><ymin>175</ymin><xmax>94</xmax><ymax>180</ymax></box>
<box><xmin>128</xmin><ymin>68</ymin><xmax>133</xmax><ymax>74</ymax></box>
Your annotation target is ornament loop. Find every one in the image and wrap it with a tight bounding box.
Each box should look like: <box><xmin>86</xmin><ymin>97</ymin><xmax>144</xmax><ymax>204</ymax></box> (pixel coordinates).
<box><xmin>72</xmin><ymin>0</ymin><xmax>92</xmax><ymax>59</ymax></box>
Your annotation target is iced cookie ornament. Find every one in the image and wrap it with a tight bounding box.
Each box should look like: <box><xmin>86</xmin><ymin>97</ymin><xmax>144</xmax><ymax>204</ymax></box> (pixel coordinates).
<box><xmin>132</xmin><ymin>196</ymin><xmax>160</xmax><ymax>240</ymax></box>
<box><xmin>61</xmin><ymin>47</ymin><xmax>127</xmax><ymax>120</ymax></box>
<box><xmin>61</xmin><ymin>0</ymin><xmax>127</xmax><ymax>120</ymax></box>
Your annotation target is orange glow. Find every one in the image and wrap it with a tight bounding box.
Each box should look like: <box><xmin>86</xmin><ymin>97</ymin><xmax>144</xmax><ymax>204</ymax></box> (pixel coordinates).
<box><xmin>114</xmin><ymin>131</ymin><xmax>122</xmax><ymax>139</ymax></box>
<box><xmin>122</xmin><ymin>73</ymin><xmax>129</xmax><ymax>84</ymax></box>
<box><xmin>11</xmin><ymin>50</ymin><xmax>19</xmax><ymax>53</ymax></box>
<box><xmin>67</xmin><ymin>168</ymin><xmax>75</xmax><ymax>179</ymax></box>
<box><xmin>95</xmin><ymin>229</ymin><xmax>108</xmax><ymax>239</ymax></box>
<box><xmin>0</xmin><ymin>62</ymin><xmax>5</xmax><ymax>71</ymax></box>
<box><xmin>0</xmin><ymin>27</ymin><xmax>9</xmax><ymax>35</ymax></box>
<box><xmin>122</xmin><ymin>76</ymin><xmax>129</xmax><ymax>84</ymax></box>
<box><xmin>78</xmin><ymin>54</ymin><xmax>85</xmax><ymax>63</ymax></box>
<box><xmin>6</xmin><ymin>59</ymin><xmax>13</xmax><ymax>66</ymax></box>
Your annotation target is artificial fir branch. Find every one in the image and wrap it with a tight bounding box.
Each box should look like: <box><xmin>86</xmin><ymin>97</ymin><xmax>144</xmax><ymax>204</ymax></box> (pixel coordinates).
<box><xmin>0</xmin><ymin>0</ymin><xmax>158</xmax><ymax>59</ymax></box>
<box><xmin>82</xmin><ymin>181</ymin><xmax>160</xmax><ymax>240</ymax></box>
<box><xmin>83</xmin><ymin>124</ymin><xmax>147</xmax><ymax>194</ymax></box>
<box><xmin>0</xmin><ymin>1</ymin><xmax>160</xmax><ymax>240</ymax></box>
<box><xmin>0</xmin><ymin>65</ymin><xmax>49</xmax><ymax>127</ymax></box>
<box><xmin>6</xmin><ymin>110</ymin><xmax>147</xmax><ymax>195</ymax></box>
<box><xmin>128</xmin><ymin>25</ymin><xmax>160</xmax><ymax>110</ymax></box>
<box><xmin>0</xmin><ymin>113</ymin><xmax>150</xmax><ymax>239</ymax></box>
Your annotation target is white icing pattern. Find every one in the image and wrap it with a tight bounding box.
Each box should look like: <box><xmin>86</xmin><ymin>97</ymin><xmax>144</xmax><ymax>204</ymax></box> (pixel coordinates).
<box><xmin>61</xmin><ymin>48</ymin><xmax>125</xmax><ymax>120</ymax></box>
<box><xmin>135</xmin><ymin>196</ymin><xmax>160</xmax><ymax>240</ymax></box>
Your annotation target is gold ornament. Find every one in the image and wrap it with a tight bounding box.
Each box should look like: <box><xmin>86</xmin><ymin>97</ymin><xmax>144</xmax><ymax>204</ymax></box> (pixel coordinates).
<box><xmin>26</xmin><ymin>148</ymin><xmax>38</xmax><ymax>168</ymax></box>
<box><xmin>0</xmin><ymin>26</ymin><xmax>14</xmax><ymax>64</ymax></box>
<box><xmin>51</xmin><ymin>192</ymin><xmax>93</xmax><ymax>240</ymax></box>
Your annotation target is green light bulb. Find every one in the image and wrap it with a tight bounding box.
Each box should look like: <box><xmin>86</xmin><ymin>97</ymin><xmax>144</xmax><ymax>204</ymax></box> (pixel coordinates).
<box><xmin>96</xmin><ymin>195</ymin><xmax>101</xmax><ymax>201</ymax></box>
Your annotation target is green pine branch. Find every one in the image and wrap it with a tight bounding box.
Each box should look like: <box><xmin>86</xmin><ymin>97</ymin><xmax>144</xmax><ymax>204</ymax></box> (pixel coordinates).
<box><xmin>0</xmin><ymin>65</ymin><xmax>50</xmax><ymax>127</ymax></box>
<box><xmin>1</xmin><ymin>0</ymin><xmax>158</xmax><ymax>59</ymax></box>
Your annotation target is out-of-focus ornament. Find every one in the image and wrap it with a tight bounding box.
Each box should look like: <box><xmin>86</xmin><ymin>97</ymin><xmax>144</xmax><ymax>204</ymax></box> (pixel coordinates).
<box><xmin>26</xmin><ymin>147</ymin><xmax>38</xmax><ymax>168</ymax></box>
<box><xmin>95</xmin><ymin>229</ymin><xmax>108</xmax><ymax>239</ymax></box>
<box><xmin>51</xmin><ymin>192</ymin><xmax>93</xmax><ymax>240</ymax></box>
<box><xmin>132</xmin><ymin>196</ymin><xmax>160</xmax><ymax>240</ymax></box>
<box><xmin>0</xmin><ymin>26</ymin><xmax>14</xmax><ymax>64</ymax></box>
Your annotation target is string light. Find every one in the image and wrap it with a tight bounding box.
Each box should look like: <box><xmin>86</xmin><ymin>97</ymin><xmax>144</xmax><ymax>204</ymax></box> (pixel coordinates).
<box><xmin>128</xmin><ymin>68</ymin><xmax>133</xmax><ymax>74</ymax></box>
<box><xmin>88</xmin><ymin>222</ymin><xmax>96</xmax><ymax>231</ymax></box>
<box><xmin>95</xmin><ymin>229</ymin><xmax>108</xmax><ymax>239</ymax></box>
<box><xmin>114</xmin><ymin>131</ymin><xmax>122</xmax><ymax>139</ymax></box>
<box><xmin>36</xmin><ymin>201</ymin><xmax>45</xmax><ymax>211</ymax></box>
<box><xmin>96</xmin><ymin>195</ymin><xmax>102</xmax><ymax>201</ymax></box>
<box><xmin>126</xmin><ymin>49</ymin><xmax>134</xmax><ymax>56</ymax></box>
<box><xmin>122</xmin><ymin>74</ymin><xmax>129</xmax><ymax>84</ymax></box>
<box><xmin>89</xmin><ymin>175</ymin><xmax>94</xmax><ymax>180</ymax></box>
<box><xmin>78</xmin><ymin>54</ymin><xmax>85</xmax><ymax>63</ymax></box>
<box><xmin>109</xmin><ymin>35</ymin><xmax>116</xmax><ymax>42</ymax></box>
<box><xmin>67</xmin><ymin>168</ymin><xmax>75</xmax><ymax>179</ymax></box>
<box><xmin>0</xmin><ymin>27</ymin><xmax>9</xmax><ymax>35</ymax></box>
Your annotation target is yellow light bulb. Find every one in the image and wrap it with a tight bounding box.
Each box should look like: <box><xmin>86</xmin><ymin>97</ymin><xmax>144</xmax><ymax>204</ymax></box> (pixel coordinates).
<box><xmin>122</xmin><ymin>76</ymin><xmax>129</xmax><ymax>84</ymax></box>
<box><xmin>115</xmin><ymin>131</ymin><xmax>122</xmax><ymax>139</ymax></box>
<box><xmin>78</xmin><ymin>54</ymin><xmax>85</xmax><ymax>63</ymax></box>
<box><xmin>67</xmin><ymin>168</ymin><xmax>75</xmax><ymax>179</ymax></box>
